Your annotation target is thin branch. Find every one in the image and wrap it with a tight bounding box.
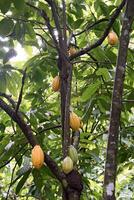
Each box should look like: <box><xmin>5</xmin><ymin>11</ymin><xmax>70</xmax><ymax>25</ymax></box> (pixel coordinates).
<box><xmin>41</xmin><ymin>9</ymin><xmax>60</xmax><ymax>51</ymax></box>
<box><xmin>26</xmin><ymin>2</ymin><xmax>59</xmax><ymax>51</ymax></box>
<box><xmin>122</xmin><ymin>99</ymin><xmax>134</xmax><ymax>103</ymax></box>
<box><xmin>26</xmin><ymin>2</ymin><xmax>41</xmax><ymax>12</ymax></box>
<box><xmin>70</xmin><ymin>0</ymin><xmax>127</xmax><ymax>60</ymax></box>
<box><xmin>16</xmin><ymin>67</ymin><xmax>27</xmax><ymax>113</ymax></box>
<box><xmin>36</xmin><ymin>33</ymin><xmax>56</xmax><ymax>48</ymax></box>
<box><xmin>38</xmin><ymin>124</ymin><xmax>61</xmax><ymax>134</ymax></box>
<box><xmin>74</xmin><ymin>18</ymin><xmax>109</xmax><ymax>37</ymax></box>
<box><xmin>45</xmin><ymin>0</ymin><xmax>63</xmax><ymax>45</ymax></box>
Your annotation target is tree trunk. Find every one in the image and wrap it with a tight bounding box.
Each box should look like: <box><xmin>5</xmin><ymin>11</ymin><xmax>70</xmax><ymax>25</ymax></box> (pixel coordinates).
<box><xmin>103</xmin><ymin>0</ymin><xmax>134</xmax><ymax>199</ymax></box>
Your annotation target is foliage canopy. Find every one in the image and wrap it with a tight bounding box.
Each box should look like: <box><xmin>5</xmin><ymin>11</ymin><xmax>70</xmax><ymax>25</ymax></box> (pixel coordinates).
<box><xmin>0</xmin><ymin>0</ymin><xmax>133</xmax><ymax>199</ymax></box>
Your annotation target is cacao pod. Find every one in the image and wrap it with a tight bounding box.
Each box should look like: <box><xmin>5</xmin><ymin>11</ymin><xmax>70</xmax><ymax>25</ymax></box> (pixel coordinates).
<box><xmin>69</xmin><ymin>47</ymin><xmax>76</xmax><ymax>56</ymax></box>
<box><xmin>62</xmin><ymin>156</ymin><xmax>73</xmax><ymax>174</ymax></box>
<box><xmin>70</xmin><ymin>112</ymin><xmax>81</xmax><ymax>131</ymax></box>
<box><xmin>107</xmin><ymin>31</ymin><xmax>118</xmax><ymax>45</ymax></box>
<box><xmin>52</xmin><ymin>75</ymin><xmax>60</xmax><ymax>92</ymax></box>
<box><xmin>68</xmin><ymin>145</ymin><xmax>78</xmax><ymax>165</ymax></box>
<box><xmin>31</xmin><ymin>145</ymin><xmax>44</xmax><ymax>169</ymax></box>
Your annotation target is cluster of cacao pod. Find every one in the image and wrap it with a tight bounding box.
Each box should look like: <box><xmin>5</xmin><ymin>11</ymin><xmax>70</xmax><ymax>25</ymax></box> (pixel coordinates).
<box><xmin>107</xmin><ymin>30</ymin><xmax>118</xmax><ymax>45</ymax></box>
<box><xmin>31</xmin><ymin>145</ymin><xmax>44</xmax><ymax>169</ymax></box>
<box><xmin>62</xmin><ymin>145</ymin><xmax>78</xmax><ymax>174</ymax></box>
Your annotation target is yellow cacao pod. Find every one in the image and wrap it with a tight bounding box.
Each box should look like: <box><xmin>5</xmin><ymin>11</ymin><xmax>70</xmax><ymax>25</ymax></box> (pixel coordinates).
<box><xmin>68</xmin><ymin>145</ymin><xmax>78</xmax><ymax>165</ymax></box>
<box><xmin>70</xmin><ymin>112</ymin><xmax>81</xmax><ymax>131</ymax></box>
<box><xmin>62</xmin><ymin>156</ymin><xmax>73</xmax><ymax>174</ymax></box>
<box><xmin>107</xmin><ymin>31</ymin><xmax>118</xmax><ymax>45</ymax></box>
<box><xmin>69</xmin><ymin>47</ymin><xmax>76</xmax><ymax>56</ymax></box>
<box><xmin>31</xmin><ymin>145</ymin><xmax>44</xmax><ymax>169</ymax></box>
<box><xmin>52</xmin><ymin>76</ymin><xmax>60</xmax><ymax>92</ymax></box>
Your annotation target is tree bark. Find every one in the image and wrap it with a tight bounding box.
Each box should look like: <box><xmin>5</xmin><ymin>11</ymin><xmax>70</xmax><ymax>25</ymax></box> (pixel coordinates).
<box><xmin>103</xmin><ymin>0</ymin><xmax>134</xmax><ymax>199</ymax></box>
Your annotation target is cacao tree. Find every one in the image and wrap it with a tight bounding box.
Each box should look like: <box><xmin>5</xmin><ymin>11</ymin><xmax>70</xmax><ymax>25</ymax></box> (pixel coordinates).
<box><xmin>0</xmin><ymin>0</ymin><xmax>133</xmax><ymax>199</ymax></box>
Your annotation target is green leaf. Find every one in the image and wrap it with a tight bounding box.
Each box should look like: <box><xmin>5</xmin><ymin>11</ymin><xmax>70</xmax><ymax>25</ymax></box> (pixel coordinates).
<box><xmin>0</xmin><ymin>68</ymin><xmax>6</xmax><ymax>92</ymax></box>
<box><xmin>0</xmin><ymin>0</ymin><xmax>11</xmax><ymax>14</ymax></box>
<box><xmin>81</xmin><ymin>81</ymin><xmax>101</xmax><ymax>102</ymax></box>
<box><xmin>73</xmin><ymin>19</ymin><xmax>84</xmax><ymax>29</ymax></box>
<box><xmin>13</xmin><ymin>0</ymin><xmax>25</xmax><ymax>11</ymax></box>
<box><xmin>96</xmin><ymin>68</ymin><xmax>111</xmax><ymax>81</ymax></box>
<box><xmin>0</xmin><ymin>18</ymin><xmax>14</xmax><ymax>37</ymax></box>
<box><xmin>16</xmin><ymin>170</ymin><xmax>31</xmax><ymax>194</ymax></box>
<box><xmin>26</xmin><ymin>23</ymin><xmax>36</xmax><ymax>39</ymax></box>
<box><xmin>6</xmin><ymin>71</ymin><xmax>18</xmax><ymax>97</ymax></box>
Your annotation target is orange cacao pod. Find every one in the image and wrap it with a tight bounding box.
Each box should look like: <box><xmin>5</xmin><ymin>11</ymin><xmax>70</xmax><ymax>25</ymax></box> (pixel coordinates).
<box><xmin>62</xmin><ymin>156</ymin><xmax>73</xmax><ymax>174</ymax></box>
<box><xmin>52</xmin><ymin>76</ymin><xmax>60</xmax><ymax>92</ymax></box>
<box><xmin>70</xmin><ymin>112</ymin><xmax>81</xmax><ymax>131</ymax></box>
<box><xmin>31</xmin><ymin>145</ymin><xmax>44</xmax><ymax>169</ymax></box>
<box><xmin>107</xmin><ymin>31</ymin><xmax>118</xmax><ymax>45</ymax></box>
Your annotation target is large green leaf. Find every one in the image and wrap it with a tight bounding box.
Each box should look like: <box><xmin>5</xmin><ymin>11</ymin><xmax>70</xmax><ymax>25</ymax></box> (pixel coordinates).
<box><xmin>0</xmin><ymin>0</ymin><xmax>12</xmax><ymax>14</ymax></box>
<box><xmin>81</xmin><ymin>81</ymin><xmax>101</xmax><ymax>102</ymax></box>
<box><xmin>16</xmin><ymin>170</ymin><xmax>31</xmax><ymax>194</ymax></box>
<box><xmin>0</xmin><ymin>18</ymin><xmax>14</xmax><ymax>37</ymax></box>
<box><xmin>96</xmin><ymin>68</ymin><xmax>111</xmax><ymax>81</ymax></box>
<box><xmin>13</xmin><ymin>0</ymin><xmax>25</xmax><ymax>11</ymax></box>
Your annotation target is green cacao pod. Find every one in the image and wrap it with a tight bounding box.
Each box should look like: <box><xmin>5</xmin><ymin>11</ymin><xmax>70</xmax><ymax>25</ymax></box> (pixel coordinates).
<box><xmin>62</xmin><ymin>156</ymin><xmax>73</xmax><ymax>174</ymax></box>
<box><xmin>68</xmin><ymin>145</ymin><xmax>78</xmax><ymax>165</ymax></box>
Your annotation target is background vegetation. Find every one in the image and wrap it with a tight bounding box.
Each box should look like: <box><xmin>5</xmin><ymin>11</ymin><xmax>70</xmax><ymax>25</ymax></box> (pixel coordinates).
<box><xmin>0</xmin><ymin>0</ymin><xmax>133</xmax><ymax>199</ymax></box>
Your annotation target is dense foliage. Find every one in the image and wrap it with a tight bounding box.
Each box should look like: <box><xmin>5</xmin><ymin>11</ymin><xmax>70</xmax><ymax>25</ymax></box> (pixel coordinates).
<box><xmin>0</xmin><ymin>0</ymin><xmax>133</xmax><ymax>199</ymax></box>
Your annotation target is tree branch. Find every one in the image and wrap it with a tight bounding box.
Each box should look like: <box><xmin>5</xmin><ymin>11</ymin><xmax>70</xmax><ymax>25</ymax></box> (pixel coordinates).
<box><xmin>62</xmin><ymin>0</ymin><xmax>67</xmax><ymax>46</ymax></box>
<box><xmin>26</xmin><ymin>2</ymin><xmax>60</xmax><ymax>52</ymax></box>
<box><xmin>44</xmin><ymin>0</ymin><xmax>63</xmax><ymax>46</ymax></box>
<box><xmin>16</xmin><ymin>67</ymin><xmax>27</xmax><ymax>113</ymax></box>
<box><xmin>0</xmin><ymin>92</ymin><xmax>16</xmax><ymax>109</ymax></box>
<box><xmin>36</xmin><ymin>33</ymin><xmax>56</xmax><ymax>48</ymax></box>
<box><xmin>70</xmin><ymin>0</ymin><xmax>127</xmax><ymax>60</ymax></box>
<box><xmin>74</xmin><ymin>18</ymin><xmax>109</xmax><ymax>37</ymax></box>
<box><xmin>103</xmin><ymin>0</ymin><xmax>134</xmax><ymax>199</ymax></box>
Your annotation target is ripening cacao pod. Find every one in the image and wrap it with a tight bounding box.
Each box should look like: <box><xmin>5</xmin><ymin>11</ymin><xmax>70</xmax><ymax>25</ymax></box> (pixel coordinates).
<box><xmin>52</xmin><ymin>75</ymin><xmax>60</xmax><ymax>92</ymax></box>
<box><xmin>70</xmin><ymin>112</ymin><xmax>81</xmax><ymax>131</ymax></box>
<box><xmin>107</xmin><ymin>31</ymin><xmax>118</xmax><ymax>45</ymax></box>
<box><xmin>68</xmin><ymin>145</ymin><xmax>78</xmax><ymax>165</ymax></box>
<box><xmin>31</xmin><ymin>145</ymin><xmax>44</xmax><ymax>169</ymax></box>
<box><xmin>62</xmin><ymin>156</ymin><xmax>73</xmax><ymax>174</ymax></box>
<box><xmin>69</xmin><ymin>47</ymin><xmax>76</xmax><ymax>56</ymax></box>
